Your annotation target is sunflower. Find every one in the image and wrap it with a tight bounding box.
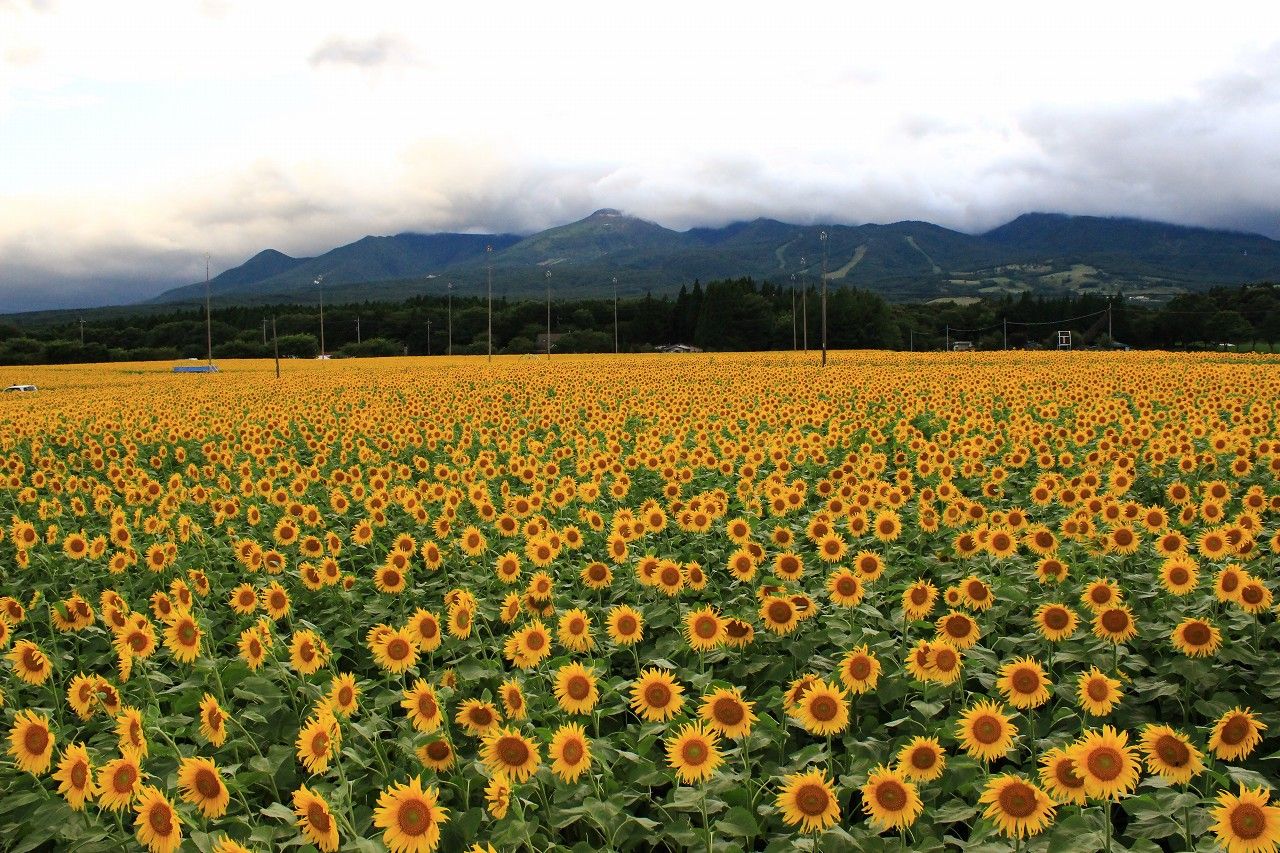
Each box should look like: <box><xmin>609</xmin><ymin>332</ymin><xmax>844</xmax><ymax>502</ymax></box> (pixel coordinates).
<box><xmin>666</xmin><ymin>721</ymin><xmax>722</xmax><ymax>784</ymax></box>
<box><xmin>238</xmin><ymin>627</ymin><xmax>268</xmax><ymax>670</ymax></box>
<box><xmin>987</xmin><ymin>528</ymin><xmax>1018</xmax><ymax>559</ymax></box>
<box><xmin>1160</xmin><ymin>557</ymin><xmax>1199</xmax><ymax>595</ymax></box>
<box><xmin>454</xmin><ymin>699</ymin><xmax>502</xmax><ymax>737</ymax></box>
<box><xmin>480</xmin><ymin>727</ymin><xmax>540</xmax><ymax>782</ymax></box>
<box><xmin>606</xmin><ymin>605</ymin><xmax>644</xmax><ymax>645</ymax></box>
<box><xmin>1038</xmin><ymin>747</ymin><xmax>1088</xmax><ymax>805</ymax></box>
<box><xmin>67</xmin><ymin>672</ymin><xmax>99</xmax><ymax>720</ymax></box>
<box><xmin>557</xmin><ymin>608</ymin><xmax>595</xmax><ymax>653</ymax></box>
<box><xmin>1215</xmin><ymin>564</ymin><xmax>1246</xmax><ymax>603</ymax></box>
<box><xmin>1138</xmin><ymin>724</ymin><xmax>1204</xmax><ymax>785</ymax></box>
<box><xmin>417</xmin><ymin>737</ymin><xmax>455</xmax><ymax>771</ymax></box>
<box><xmin>402</xmin><ymin>680</ymin><xmax>443</xmax><ymax>733</ymax></box>
<box><xmin>826</xmin><ymin>568</ymin><xmax>865</xmax><ymax>607</ymax></box>
<box><xmin>408</xmin><ymin>609</ymin><xmax>442</xmax><ymax>653</ymax></box>
<box><xmin>895</xmin><ymin>736</ymin><xmax>946</xmax><ymax>782</ymax></box>
<box><xmin>329</xmin><ymin>673</ymin><xmax>361</xmax><ymax>716</ymax></box>
<box><xmin>97</xmin><ymin>753</ymin><xmax>143</xmax><ymax>811</ymax></box>
<box><xmin>295</xmin><ymin>712</ymin><xmax>338</xmax><ymax>774</ymax></box>
<box><xmin>1072</xmin><ymin>668</ymin><xmax>1121</xmax><ymax>719</ymax></box>
<box><xmin>1034</xmin><ymin>603</ymin><xmax>1078</xmax><ymax>641</ymax></box>
<box><xmin>1170</xmin><ymin>617</ymin><xmax>1221</xmax><ymax>657</ymax></box>
<box><xmin>134</xmin><ymin>786</ymin><xmax>183</xmax><ymax>853</ymax></box>
<box><xmin>1093</xmin><ymin>605</ymin><xmax>1138</xmax><ymax>644</ymax></box>
<box><xmin>372</xmin><ymin>628</ymin><xmax>420</xmax><ymax>674</ymax></box>
<box><xmin>1066</xmin><ymin>726</ymin><xmax>1140</xmax><ymax>800</ymax></box>
<box><xmin>935</xmin><ymin>611</ymin><xmax>980</xmax><ymax>649</ymax></box>
<box><xmin>630</xmin><ymin>668</ymin><xmax>685</xmax><ymax>722</ymax></box>
<box><xmin>924</xmin><ymin>643</ymin><xmax>964</xmax><ymax>686</ymax></box>
<box><xmin>979</xmin><ymin>775</ymin><xmax>1056</xmax><ymax>839</ymax></box>
<box><xmin>960</xmin><ymin>575</ymin><xmax>994</xmax><ymax>611</ymax></box>
<box><xmin>792</xmin><ymin>679</ymin><xmax>849</xmax><ymax>736</ymax></box>
<box><xmin>1210</xmin><ymin>785</ymin><xmax>1280</xmax><ymax>853</ymax></box>
<box><xmin>775</xmin><ymin>769</ymin><xmax>840</xmax><ymax>833</ymax></box>
<box><xmin>510</xmin><ymin>620</ymin><xmax>552</xmax><ymax>669</ymax></box>
<box><xmin>1237</xmin><ymin>579</ymin><xmax>1273</xmax><ymax>615</ymax></box>
<box><xmin>852</xmin><ymin>550</ymin><xmax>885</xmax><ymax>581</ymax></box>
<box><xmin>1209</xmin><ymin>707</ymin><xmax>1267</xmax><ymax>762</ymax></box>
<box><xmin>723</xmin><ymin>617</ymin><xmax>754</xmax><ymax>648</ymax></box>
<box><xmin>902</xmin><ymin>579</ymin><xmax>938</xmax><ymax>620</ymax></box>
<box><xmin>373</xmin><ymin>776</ymin><xmax>449</xmax><ymax>853</ymax></box>
<box><xmin>289</xmin><ymin>629</ymin><xmax>329</xmax><ymax>675</ymax></box>
<box><xmin>293</xmin><ymin>785</ymin><xmax>340</xmax><ymax>852</ymax></box>
<box><xmin>580</xmin><ymin>561</ymin><xmax>613</xmax><ymax>590</ymax></box>
<box><xmin>839</xmin><ymin>645</ymin><xmax>881</xmax><ymax>694</ymax></box>
<box><xmin>494</xmin><ymin>551</ymin><xmax>522</xmax><ymax>584</ymax></box>
<box><xmin>499</xmin><ymin>678</ymin><xmax>527</xmax><ymax>721</ymax></box>
<box><xmin>1081</xmin><ymin>578</ymin><xmax>1121</xmax><ymax>612</ymax></box>
<box><xmin>484</xmin><ymin>774</ymin><xmax>511</xmax><ymax>819</ymax></box>
<box><xmin>996</xmin><ymin>657</ymin><xmax>1051</xmax><ymax>709</ymax></box>
<box><xmin>956</xmin><ymin>700</ymin><xmax>1018</xmax><ymax>762</ymax></box>
<box><xmin>872</xmin><ymin>510</ymin><xmax>902</xmax><ymax>542</ymax></box>
<box><xmin>549</xmin><ymin>722</ymin><xmax>593</xmax><ymax>782</ymax></box>
<box><xmin>7</xmin><ymin>708</ymin><xmax>54</xmax><ymax>775</ymax></box>
<box><xmin>759</xmin><ymin>596</ymin><xmax>799</xmax><ymax>635</ymax></box>
<box><xmin>177</xmin><ymin>756</ymin><xmax>230</xmax><ymax>818</ymax></box>
<box><xmin>54</xmin><ymin>742</ymin><xmax>96</xmax><ymax>810</ymax></box>
<box><xmin>553</xmin><ymin>663</ymin><xmax>600</xmax><ymax>715</ymax></box>
<box><xmin>446</xmin><ymin>604</ymin><xmax>474</xmax><ymax>640</ymax></box>
<box><xmin>860</xmin><ymin>765</ymin><xmax>922</xmax><ymax>831</ymax></box>
<box><xmin>9</xmin><ymin>639</ymin><xmax>52</xmax><ymax>685</ymax></box>
<box><xmin>698</xmin><ymin>686</ymin><xmax>756</xmax><ymax>739</ymax></box>
<box><xmin>261</xmin><ymin>583</ymin><xmax>291</xmax><ymax>619</ymax></box>
<box><xmin>684</xmin><ymin>606</ymin><xmax>725</xmax><ymax>651</ymax></box>
<box><xmin>1035</xmin><ymin>556</ymin><xmax>1069</xmax><ymax>583</ymax></box>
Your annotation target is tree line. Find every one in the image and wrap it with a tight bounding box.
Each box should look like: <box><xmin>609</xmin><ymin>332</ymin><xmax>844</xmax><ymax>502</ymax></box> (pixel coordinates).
<box><xmin>1</xmin><ymin>280</ymin><xmax>1278</xmax><ymax>365</ymax></box>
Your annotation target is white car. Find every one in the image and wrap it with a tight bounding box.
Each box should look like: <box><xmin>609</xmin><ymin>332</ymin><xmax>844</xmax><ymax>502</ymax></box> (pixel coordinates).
<box><xmin>3</xmin><ymin>384</ymin><xmax>37</xmax><ymax>392</ymax></box>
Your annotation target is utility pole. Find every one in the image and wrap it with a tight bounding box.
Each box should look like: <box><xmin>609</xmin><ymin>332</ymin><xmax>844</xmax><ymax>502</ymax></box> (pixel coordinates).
<box><xmin>545</xmin><ymin>269</ymin><xmax>552</xmax><ymax>359</ymax></box>
<box><xmin>946</xmin><ymin>325</ymin><xmax>950</xmax><ymax>352</ymax></box>
<box><xmin>272</xmin><ymin>316</ymin><xmax>280</xmax><ymax>379</ymax></box>
<box><xmin>612</xmin><ymin>276</ymin><xmax>619</xmax><ymax>355</ymax></box>
<box><xmin>790</xmin><ymin>274</ymin><xmax>797</xmax><ymax>350</ymax></box>
<box><xmin>427</xmin><ymin>318</ymin><xmax>432</xmax><ymax>356</ymax></box>
<box><xmin>78</xmin><ymin>318</ymin><xmax>84</xmax><ymax>347</ymax></box>
<box><xmin>262</xmin><ymin>317</ymin><xmax>267</xmax><ymax>346</ymax></box>
<box><xmin>447</xmin><ymin>282</ymin><xmax>453</xmax><ymax>356</ymax></box>
<box><xmin>800</xmin><ymin>255</ymin><xmax>808</xmax><ymax>352</ymax></box>
<box><xmin>1108</xmin><ymin>297</ymin><xmax>1113</xmax><ymax>342</ymax></box>
<box><xmin>1003</xmin><ymin>317</ymin><xmax>1007</xmax><ymax>351</ymax></box>
<box><xmin>356</xmin><ymin>315</ymin><xmax>361</xmax><ymax>345</ymax></box>
<box><xmin>314</xmin><ymin>274</ymin><xmax>325</xmax><ymax>358</ymax></box>
<box><xmin>909</xmin><ymin>328</ymin><xmax>913</xmax><ymax>352</ymax></box>
<box><xmin>204</xmin><ymin>253</ymin><xmax>213</xmax><ymax>367</ymax></box>
<box><xmin>819</xmin><ymin>231</ymin><xmax>828</xmax><ymax>367</ymax></box>
<box><xmin>486</xmin><ymin>246</ymin><xmax>493</xmax><ymax>362</ymax></box>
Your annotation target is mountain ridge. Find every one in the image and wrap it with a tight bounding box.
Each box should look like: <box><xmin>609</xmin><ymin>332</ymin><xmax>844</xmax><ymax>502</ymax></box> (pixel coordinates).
<box><xmin>148</xmin><ymin>210</ymin><xmax>1280</xmax><ymax>307</ymax></box>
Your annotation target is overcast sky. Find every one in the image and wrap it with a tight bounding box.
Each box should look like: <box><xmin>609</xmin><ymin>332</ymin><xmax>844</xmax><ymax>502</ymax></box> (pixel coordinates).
<box><xmin>3</xmin><ymin>1</ymin><xmax>1280</xmax><ymax>310</ymax></box>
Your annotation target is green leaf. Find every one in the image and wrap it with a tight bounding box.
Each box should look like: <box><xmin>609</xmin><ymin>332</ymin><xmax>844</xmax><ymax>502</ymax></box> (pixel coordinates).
<box><xmin>716</xmin><ymin>805</ymin><xmax>759</xmax><ymax>837</ymax></box>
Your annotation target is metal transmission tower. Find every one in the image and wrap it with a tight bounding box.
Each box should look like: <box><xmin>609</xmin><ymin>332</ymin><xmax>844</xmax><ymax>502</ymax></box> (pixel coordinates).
<box><xmin>486</xmin><ymin>246</ymin><xmax>493</xmax><ymax>362</ymax></box>
<box><xmin>204</xmin><ymin>253</ymin><xmax>213</xmax><ymax>366</ymax></box>
<box><xmin>545</xmin><ymin>269</ymin><xmax>552</xmax><ymax>359</ymax></box>
<box><xmin>799</xmin><ymin>255</ymin><xmax>808</xmax><ymax>351</ymax></box>
<box><xmin>314</xmin><ymin>274</ymin><xmax>326</xmax><ymax>358</ymax></box>
<box><xmin>447</xmin><ymin>282</ymin><xmax>453</xmax><ymax>356</ymax></box>
<box><xmin>612</xmin><ymin>276</ymin><xmax>619</xmax><ymax>354</ymax></box>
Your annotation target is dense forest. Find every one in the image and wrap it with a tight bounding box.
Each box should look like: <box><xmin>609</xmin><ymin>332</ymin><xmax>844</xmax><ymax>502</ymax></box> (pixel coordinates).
<box><xmin>1</xmin><ymin>280</ymin><xmax>1278</xmax><ymax>364</ymax></box>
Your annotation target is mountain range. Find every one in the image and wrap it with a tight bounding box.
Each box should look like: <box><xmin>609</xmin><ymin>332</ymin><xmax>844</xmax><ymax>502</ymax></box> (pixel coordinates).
<box><xmin>150</xmin><ymin>209</ymin><xmax>1280</xmax><ymax>306</ymax></box>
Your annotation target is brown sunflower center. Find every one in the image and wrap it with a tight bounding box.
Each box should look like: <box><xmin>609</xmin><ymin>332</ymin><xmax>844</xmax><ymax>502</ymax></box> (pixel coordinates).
<box><xmin>910</xmin><ymin>588</ymin><xmax>928</xmax><ymax>605</ymax></box>
<box><xmin>835</xmin><ymin>576</ymin><xmax>857</xmax><ymax>596</ymax></box>
<box><xmin>561</xmin><ymin>738</ymin><xmax>584</xmax><ymax>764</ymax></box>
<box><xmin>497</xmin><ymin>736</ymin><xmax>530</xmax><ymax>767</ymax></box>
<box><xmin>1100</xmin><ymin>609</ymin><xmax>1130</xmax><ymax>633</ymax></box>
<box><xmin>767</xmin><ymin>601</ymin><xmax>792</xmax><ymax>623</ymax></box>
<box><xmin>1055</xmin><ymin>758</ymin><xmax>1084</xmax><ymax>788</ymax></box>
<box><xmin>1011</xmin><ymin>668</ymin><xmax>1039</xmax><ymax>694</ymax></box>
<box><xmin>308</xmin><ymin>802</ymin><xmax>332</xmax><ymax>833</ymax></box>
<box><xmin>847</xmin><ymin>657</ymin><xmax>871</xmax><ymax>681</ymax></box>
<box><xmin>1168</xmin><ymin>566</ymin><xmax>1189</xmax><ymax>584</ymax></box>
<box><xmin>70</xmin><ymin>760</ymin><xmax>87</xmax><ymax>787</ymax></box>
<box><xmin>418</xmin><ymin>694</ymin><xmax>438</xmax><ymax>719</ymax></box>
<box><xmin>1220</xmin><ymin>715</ymin><xmax>1250</xmax><ymax>745</ymax></box>
<box><xmin>1086</xmin><ymin>746</ymin><xmax>1122</xmax><ymax>781</ymax></box>
<box><xmin>796</xmin><ymin>783</ymin><xmax>830</xmax><ymax>816</ymax></box>
<box><xmin>566</xmin><ymin>675</ymin><xmax>592</xmax><ymax>701</ymax></box>
<box><xmin>1221</xmin><ymin>572</ymin><xmax>1240</xmax><ymax>592</ymax></box>
<box><xmin>387</xmin><ymin>638</ymin><xmax>411</xmax><ymax>660</ymax></box>
<box><xmin>397</xmin><ymin>799</ymin><xmax>432</xmax><ymax>835</ymax></box>
<box><xmin>194</xmin><ymin>767</ymin><xmax>222</xmax><ymax>799</ymax></box>
<box><xmin>1086</xmin><ymin>679</ymin><xmax>1110</xmax><ymax>702</ymax></box>
<box><xmin>1154</xmin><ymin>735</ymin><xmax>1190</xmax><ymax>767</ymax></box>
<box><xmin>874</xmin><ymin>780</ymin><xmax>907</xmax><ymax>811</ymax></box>
<box><xmin>809</xmin><ymin>695</ymin><xmax>838</xmax><ymax>722</ymax></box>
<box><xmin>1043</xmin><ymin>608</ymin><xmax>1069</xmax><ymax>630</ymax></box>
<box><xmin>113</xmin><ymin>763</ymin><xmax>137</xmax><ymax>792</ymax></box>
<box><xmin>945</xmin><ymin>616</ymin><xmax>971</xmax><ymax>638</ymax></box>
<box><xmin>22</xmin><ymin>725</ymin><xmax>49</xmax><ymax>756</ymax></box>
<box><xmin>525</xmin><ymin>631</ymin><xmax>546</xmax><ymax>651</ymax></box>
<box><xmin>973</xmin><ymin>715</ymin><xmax>1002</xmax><ymax>744</ymax></box>
<box><xmin>997</xmin><ymin>781</ymin><xmax>1037</xmax><ymax>818</ymax></box>
<box><xmin>1182</xmin><ymin>622</ymin><xmax>1211</xmax><ymax>646</ymax></box>
<box><xmin>644</xmin><ymin>682</ymin><xmax>672</xmax><ymax>708</ymax></box>
<box><xmin>910</xmin><ymin>747</ymin><xmax>937</xmax><ymax>770</ymax></box>
<box><xmin>1229</xmin><ymin>803</ymin><xmax>1265</xmax><ymax>840</ymax></box>
<box><xmin>712</xmin><ymin>697</ymin><xmax>745</xmax><ymax>726</ymax></box>
<box><xmin>425</xmin><ymin>740</ymin><xmax>450</xmax><ymax>760</ymax></box>
<box><xmin>694</xmin><ymin>617</ymin><xmax>718</xmax><ymax>639</ymax></box>
<box><xmin>1241</xmin><ymin>585</ymin><xmax>1264</xmax><ymax>605</ymax></box>
<box><xmin>148</xmin><ymin>803</ymin><xmax>173</xmax><ymax>835</ymax></box>
<box><xmin>617</xmin><ymin>615</ymin><xmax>638</xmax><ymax>635</ymax></box>
<box><xmin>469</xmin><ymin>707</ymin><xmax>494</xmax><ymax>727</ymax></box>
<box><xmin>681</xmin><ymin>739</ymin><xmax>708</xmax><ymax>766</ymax></box>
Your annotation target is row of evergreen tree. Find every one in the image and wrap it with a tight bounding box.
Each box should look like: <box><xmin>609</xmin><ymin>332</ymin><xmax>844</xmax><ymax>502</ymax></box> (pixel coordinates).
<box><xmin>1</xmin><ymin>280</ymin><xmax>1278</xmax><ymax>364</ymax></box>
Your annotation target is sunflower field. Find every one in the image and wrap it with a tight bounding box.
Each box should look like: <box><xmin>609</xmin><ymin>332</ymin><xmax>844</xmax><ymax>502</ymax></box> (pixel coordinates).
<box><xmin>1</xmin><ymin>351</ymin><xmax>1279</xmax><ymax>853</ymax></box>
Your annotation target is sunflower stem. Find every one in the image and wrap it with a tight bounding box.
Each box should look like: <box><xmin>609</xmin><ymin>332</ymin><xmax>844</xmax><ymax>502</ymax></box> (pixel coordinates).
<box><xmin>700</xmin><ymin>784</ymin><xmax>712</xmax><ymax>853</ymax></box>
<box><xmin>1103</xmin><ymin>799</ymin><xmax>1112</xmax><ymax>853</ymax></box>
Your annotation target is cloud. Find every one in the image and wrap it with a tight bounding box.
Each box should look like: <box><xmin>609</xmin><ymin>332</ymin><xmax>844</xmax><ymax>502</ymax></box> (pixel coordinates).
<box><xmin>308</xmin><ymin>34</ymin><xmax>418</xmax><ymax>69</ymax></box>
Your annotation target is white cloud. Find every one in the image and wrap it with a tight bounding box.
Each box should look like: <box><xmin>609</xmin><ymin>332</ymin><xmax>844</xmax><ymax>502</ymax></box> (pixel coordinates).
<box><xmin>2</xmin><ymin>0</ymin><xmax>1280</xmax><ymax>309</ymax></box>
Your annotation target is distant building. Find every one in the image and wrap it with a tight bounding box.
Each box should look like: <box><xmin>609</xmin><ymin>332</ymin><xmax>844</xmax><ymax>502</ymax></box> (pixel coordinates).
<box><xmin>655</xmin><ymin>344</ymin><xmax>704</xmax><ymax>353</ymax></box>
<box><xmin>535</xmin><ymin>332</ymin><xmax>565</xmax><ymax>350</ymax></box>
<box><xmin>951</xmin><ymin>341</ymin><xmax>974</xmax><ymax>352</ymax></box>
